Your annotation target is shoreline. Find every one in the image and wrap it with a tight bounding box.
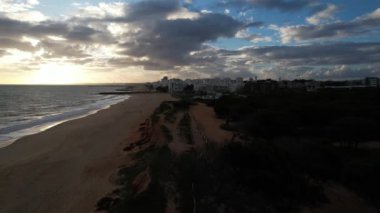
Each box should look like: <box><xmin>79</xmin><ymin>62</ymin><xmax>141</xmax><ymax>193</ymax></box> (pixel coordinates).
<box><xmin>0</xmin><ymin>95</ymin><xmax>130</xmax><ymax>149</ymax></box>
<box><xmin>0</xmin><ymin>93</ymin><xmax>172</xmax><ymax>213</ymax></box>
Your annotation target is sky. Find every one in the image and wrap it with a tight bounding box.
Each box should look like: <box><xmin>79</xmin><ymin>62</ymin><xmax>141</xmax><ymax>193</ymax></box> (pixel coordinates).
<box><xmin>0</xmin><ymin>0</ymin><xmax>379</xmax><ymax>84</ymax></box>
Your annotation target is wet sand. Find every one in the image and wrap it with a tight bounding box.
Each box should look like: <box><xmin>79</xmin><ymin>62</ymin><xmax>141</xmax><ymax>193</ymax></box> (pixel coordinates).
<box><xmin>0</xmin><ymin>93</ymin><xmax>171</xmax><ymax>213</ymax></box>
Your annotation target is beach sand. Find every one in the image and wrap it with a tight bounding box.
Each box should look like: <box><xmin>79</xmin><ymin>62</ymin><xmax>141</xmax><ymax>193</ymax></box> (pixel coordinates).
<box><xmin>0</xmin><ymin>93</ymin><xmax>171</xmax><ymax>213</ymax></box>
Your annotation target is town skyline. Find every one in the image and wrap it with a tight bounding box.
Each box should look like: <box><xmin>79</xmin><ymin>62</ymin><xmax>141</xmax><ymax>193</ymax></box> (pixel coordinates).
<box><xmin>149</xmin><ymin>76</ymin><xmax>380</xmax><ymax>95</ymax></box>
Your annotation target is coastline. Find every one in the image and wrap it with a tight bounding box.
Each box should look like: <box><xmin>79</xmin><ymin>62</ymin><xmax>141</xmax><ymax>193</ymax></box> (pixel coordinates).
<box><xmin>0</xmin><ymin>94</ymin><xmax>130</xmax><ymax>149</ymax></box>
<box><xmin>0</xmin><ymin>93</ymin><xmax>172</xmax><ymax>213</ymax></box>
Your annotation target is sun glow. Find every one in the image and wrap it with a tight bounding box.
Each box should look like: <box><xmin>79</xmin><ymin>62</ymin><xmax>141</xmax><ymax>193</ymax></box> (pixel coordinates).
<box><xmin>30</xmin><ymin>63</ymin><xmax>85</xmax><ymax>85</ymax></box>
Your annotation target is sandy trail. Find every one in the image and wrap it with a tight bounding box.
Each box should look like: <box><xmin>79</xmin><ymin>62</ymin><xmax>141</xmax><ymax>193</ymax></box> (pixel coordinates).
<box><xmin>0</xmin><ymin>93</ymin><xmax>171</xmax><ymax>213</ymax></box>
<box><xmin>190</xmin><ymin>103</ymin><xmax>233</xmax><ymax>145</ymax></box>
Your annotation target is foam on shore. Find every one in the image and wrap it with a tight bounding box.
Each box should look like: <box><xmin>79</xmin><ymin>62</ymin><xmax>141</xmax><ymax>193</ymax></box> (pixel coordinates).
<box><xmin>0</xmin><ymin>95</ymin><xmax>130</xmax><ymax>148</ymax></box>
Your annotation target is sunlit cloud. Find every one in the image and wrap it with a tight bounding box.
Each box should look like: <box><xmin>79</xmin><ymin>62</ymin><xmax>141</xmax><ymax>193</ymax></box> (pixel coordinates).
<box><xmin>276</xmin><ymin>7</ymin><xmax>380</xmax><ymax>43</ymax></box>
<box><xmin>0</xmin><ymin>0</ymin><xmax>379</xmax><ymax>84</ymax></box>
<box><xmin>306</xmin><ymin>4</ymin><xmax>339</xmax><ymax>24</ymax></box>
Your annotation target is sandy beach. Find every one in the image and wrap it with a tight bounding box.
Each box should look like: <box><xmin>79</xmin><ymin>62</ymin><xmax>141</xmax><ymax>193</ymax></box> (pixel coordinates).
<box><xmin>0</xmin><ymin>93</ymin><xmax>171</xmax><ymax>213</ymax></box>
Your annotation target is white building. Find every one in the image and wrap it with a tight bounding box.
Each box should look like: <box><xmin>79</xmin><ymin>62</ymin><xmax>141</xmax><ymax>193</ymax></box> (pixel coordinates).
<box><xmin>192</xmin><ymin>77</ymin><xmax>244</xmax><ymax>93</ymax></box>
<box><xmin>158</xmin><ymin>77</ymin><xmax>245</xmax><ymax>94</ymax></box>
<box><xmin>160</xmin><ymin>76</ymin><xmax>169</xmax><ymax>87</ymax></box>
<box><xmin>168</xmin><ymin>79</ymin><xmax>187</xmax><ymax>93</ymax></box>
<box><xmin>365</xmin><ymin>77</ymin><xmax>380</xmax><ymax>87</ymax></box>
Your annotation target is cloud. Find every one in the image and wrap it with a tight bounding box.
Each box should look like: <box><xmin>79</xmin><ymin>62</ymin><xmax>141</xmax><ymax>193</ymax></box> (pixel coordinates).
<box><xmin>310</xmin><ymin>64</ymin><xmax>380</xmax><ymax>80</ymax></box>
<box><xmin>236</xmin><ymin>30</ymin><xmax>272</xmax><ymax>43</ymax></box>
<box><xmin>0</xmin><ymin>14</ymin><xmax>114</xmax><ymax>64</ymax></box>
<box><xmin>64</xmin><ymin>26</ymin><xmax>98</xmax><ymax>42</ymax></box>
<box><xmin>6</xmin><ymin>10</ymin><xmax>47</xmax><ymax>22</ymax></box>
<box><xmin>219</xmin><ymin>0</ymin><xmax>315</xmax><ymax>12</ymax></box>
<box><xmin>119</xmin><ymin>13</ymin><xmax>243</xmax><ymax>68</ymax></box>
<box><xmin>181</xmin><ymin>42</ymin><xmax>380</xmax><ymax>80</ymax></box>
<box><xmin>366</xmin><ymin>8</ymin><xmax>380</xmax><ymax>19</ymax></box>
<box><xmin>0</xmin><ymin>0</ymin><xmax>38</xmax><ymax>13</ymax></box>
<box><xmin>277</xmin><ymin>8</ymin><xmax>380</xmax><ymax>43</ymax></box>
<box><xmin>64</xmin><ymin>0</ymin><xmax>257</xmax><ymax>70</ymax></box>
<box><xmin>72</xmin><ymin>2</ymin><xmax>125</xmax><ymax>19</ymax></box>
<box><xmin>243</xmin><ymin>64</ymin><xmax>380</xmax><ymax>80</ymax></box>
<box><xmin>0</xmin><ymin>0</ymin><xmax>46</xmax><ymax>22</ymax></box>
<box><xmin>242</xmin><ymin>42</ymin><xmax>380</xmax><ymax>66</ymax></box>
<box><xmin>122</xmin><ymin>0</ymin><xmax>180</xmax><ymax>22</ymax></box>
<box><xmin>306</xmin><ymin>4</ymin><xmax>339</xmax><ymax>24</ymax></box>
<box><xmin>0</xmin><ymin>49</ymin><xmax>5</xmax><ymax>56</ymax></box>
<box><xmin>0</xmin><ymin>17</ymin><xmax>110</xmax><ymax>43</ymax></box>
<box><xmin>166</xmin><ymin>8</ymin><xmax>200</xmax><ymax>20</ymax></box>
<box><xmin>0</xmin><ymin>0</ymin><xmax>379</xmax><ymax>82</ymax></box>
<box><xmin>37</xmin><ymin>40</ymin><xmax>90</xmax><ymax>58</ymax></box>
<box><xmin>112</xmin><ymin>0</ymin><xmax>247</xmax><ymax>69</ymax></box>
<box><xmin>27</xmin><ymin>0</ymin><xmax>39</xmax><ymax>5</ymax></box>
<box><xmin>0</xmin><ymin>38</ymin><xmax>36</xmax><ymax>52</ymax></box>
<box><xmin>0</xmin><ymin>0</ymin><xmax>251</xmax><ymax>71</ymax></box>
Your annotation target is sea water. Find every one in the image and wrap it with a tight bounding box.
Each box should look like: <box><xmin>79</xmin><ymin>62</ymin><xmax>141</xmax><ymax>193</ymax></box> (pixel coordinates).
<box><xmin>0</xmin><ymin>85</ymin><xmax>129</xmax><ymax>148</ymax></box>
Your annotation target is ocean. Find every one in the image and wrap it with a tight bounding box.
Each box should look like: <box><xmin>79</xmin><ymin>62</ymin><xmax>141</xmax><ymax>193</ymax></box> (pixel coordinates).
<box><xmin>0</xmin><ymin>85</ymin><xmax>129</xmax><ymax>148</ymax></box>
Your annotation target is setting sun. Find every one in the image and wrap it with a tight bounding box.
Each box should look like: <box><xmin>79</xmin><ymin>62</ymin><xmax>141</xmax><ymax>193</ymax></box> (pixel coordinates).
<box><xmin>30</xmin><ymin>63</ymin><xmax>84</xmax><ymax>85</ymax></box>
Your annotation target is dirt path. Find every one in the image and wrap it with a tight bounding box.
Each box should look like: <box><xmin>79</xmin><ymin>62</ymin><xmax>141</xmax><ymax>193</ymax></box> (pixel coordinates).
<box><xmin>190</xmin><ymin>103</ymin><xmax>233</xmax><ymax>146</ymax></box>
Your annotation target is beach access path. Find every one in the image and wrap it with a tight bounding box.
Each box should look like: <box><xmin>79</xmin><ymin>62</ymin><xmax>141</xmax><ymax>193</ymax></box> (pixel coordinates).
<box><xmin>0</xmin><ymin>93</ymin><xmax>172</xmax><ymax>213</ymax></box>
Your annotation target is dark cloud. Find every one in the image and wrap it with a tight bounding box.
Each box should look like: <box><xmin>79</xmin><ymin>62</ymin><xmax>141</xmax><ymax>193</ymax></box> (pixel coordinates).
<box><xmin>0</xmin><ymin>16</ymin><xmax>106</xmax><ymax>59</ymax></box>
<box><xmin>0</xmin><ymin>0</ymin><xmax>251</xmax><ymax>68</ymax></box>
<box><xmin>280</xmin><ymin>9</ymin><xmax>380</xmax><ymax>42</ymax></box>
<box><xmin>0</xmin><ymin>17</ymin><xmax>107</xmax><ymax>43</ymax></box>
<box><xmin>0</xmin><ymin>38</ymin><xmax>36</xmax><ymax>52</ymax></box>
<box><xmin>261</xmin><ymin>64</ymin><xmax>380</xmax><ymax>80</ymax></box>
<box><xmin>122</xmin><ymin>0</ymin><xmax>180</xmax><ymax>22</ymax></box>
<box><xmin>306</xmin><ymin>3</ymin><xmax>339</xmax><ymax>24</ymax></box>
<box><xmin>311</xmin><ymin>65</ymin><xmax>380</xmax><ymax>80</ymax></box>
<box><xmin>243</xmin><ymin>42</ymin><xmax>380</xmax><ymax>66</ymax></box>
<box><xmin>0</xmin><ymin>18</ymin><xmax>67</xmax><ymax>38</ymax></box>
<box><xmin>175</xmin><ymin>46</ymin><xmax>257</xmax><ymax>78</ymax></box>
<box><xmin>37</xmin><ymin>40</ymin><xmax>90</xmax><ymax>58</ymax></box>
<box><xmin>0</xmin><ymin>18</ymin><xmax>32</xmax><ymax>37</ymax></box>
<box><xmin>0</xmin><ymin>0</ymin><xmax>378</xmax><ymax>82</ymax></box>
<box><xmin>219</xmin><ymin>0</ymin><xmax>315</xmax><ymax>11</ymax></box>
<box><xmin>181</xmin><ymin>42</ymin><xmax>380</xmax><ymax>80</ymax></box>
<box><xmin>64</xmin><ymin>26</ymin><xmax>98</xmax><ymax>42</ymax></box>
<box><xmin>119</xmin><ymin>12</ymin><xmax>245</xmax><ymax>69</ymax></box>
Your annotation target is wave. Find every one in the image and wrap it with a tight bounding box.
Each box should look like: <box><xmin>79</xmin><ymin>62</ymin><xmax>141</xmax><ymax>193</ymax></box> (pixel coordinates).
<box><xmin>0</xmin><ymin>95</ymin><xmax>129</xmax><ymax>148</ymax></box>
